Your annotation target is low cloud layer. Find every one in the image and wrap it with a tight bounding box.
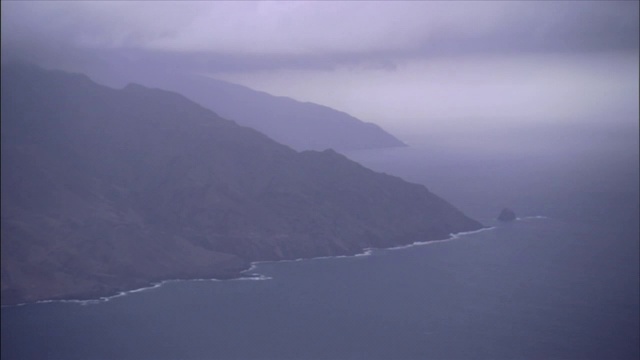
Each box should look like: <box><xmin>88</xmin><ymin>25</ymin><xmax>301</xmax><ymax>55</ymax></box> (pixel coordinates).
<box><xmin>2</xmin><ymin>1</ymin><xmax>638</xmax><ymax>146</ymax></box>
<box><xmin>2</xmin><ymin>1</ymin><xmax>638</xmax><ymax>72</ymax></box>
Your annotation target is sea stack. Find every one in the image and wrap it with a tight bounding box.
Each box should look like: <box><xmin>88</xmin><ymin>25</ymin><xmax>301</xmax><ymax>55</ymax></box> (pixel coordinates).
<box><xmin>497</xmin><ymin>208</ymin><xmax>517</xmax><ymax>222</ymax></box>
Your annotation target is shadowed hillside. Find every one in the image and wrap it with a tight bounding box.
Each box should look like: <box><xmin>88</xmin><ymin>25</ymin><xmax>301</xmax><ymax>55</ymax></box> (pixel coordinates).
<box><xmin>1</xmin><ymin>64</ymin><xmax>481</xmax><ymax>305</ymax></box>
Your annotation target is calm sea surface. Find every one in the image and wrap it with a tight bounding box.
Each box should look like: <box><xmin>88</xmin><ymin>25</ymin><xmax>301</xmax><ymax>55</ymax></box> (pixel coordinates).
<box><xmin>2</xmin><ymin>129</ymin><xmax>638</xmax><ymax>360</ymax></box>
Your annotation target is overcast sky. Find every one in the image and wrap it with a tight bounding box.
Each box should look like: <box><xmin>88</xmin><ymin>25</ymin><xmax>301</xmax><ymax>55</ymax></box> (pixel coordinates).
<box><xmin>2</xmin><ymin>1</ymin><xmax>638</xmax><ymax>138</ymax></box>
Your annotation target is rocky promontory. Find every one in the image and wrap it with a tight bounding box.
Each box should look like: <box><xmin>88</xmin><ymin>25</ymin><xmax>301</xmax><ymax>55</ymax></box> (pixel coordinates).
<box><xmin>1</xmin><ymin>64</ymin><xmax>483</xmax><ymax>306</ymax></box>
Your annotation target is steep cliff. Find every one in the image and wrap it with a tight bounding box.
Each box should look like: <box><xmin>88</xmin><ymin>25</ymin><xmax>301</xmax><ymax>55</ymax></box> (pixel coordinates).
<box><xmin>1</xmin><ymin>64</ymin><xmax>482</xmax><ymax>305</ymax></box>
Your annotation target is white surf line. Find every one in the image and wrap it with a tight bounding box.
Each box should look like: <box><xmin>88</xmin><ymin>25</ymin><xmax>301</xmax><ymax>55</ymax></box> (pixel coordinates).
<box><xmin>1</xmin><ymin>273</ymin><xmax>275</xmax><ymax>308</ymax></box>
<box><xmin>80</xmin><ymin>275</ymin><xmax>274</xmax><ymax>305</ymax></box>
<box><xmin>380</xmin><ymin>226</ymin><xmax>497</xmax><ymax>252</ymax></box>
<box><xmin>516</xmin><ymin>215</ymin><xmax>550</xmax><ymax>221</ymax></box>
<box><xmin>3</xmin><ymin>225</ymin><xmax>500</xmax><ymax>308</ymax></box>
<box><xmin>354</xmin><ymin>249</ymin><xmax>374</xmax><ymax>257</ymax></box>
<box><xmin>169</xmin><ymin>226</ymin><xmax>501</xmax><ymax>295</ymax></box>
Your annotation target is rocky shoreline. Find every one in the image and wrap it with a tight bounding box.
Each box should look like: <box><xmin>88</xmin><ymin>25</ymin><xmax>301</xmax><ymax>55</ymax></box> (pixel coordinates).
<box><xmin>2</xmin><ymin>226</ymin><xmax>496</xmax><ymax>307</ymax></box>
<box><xmin>1</xmin><ymin>64</ymin><xmax>483</xmax><ymax>307</ymax></box>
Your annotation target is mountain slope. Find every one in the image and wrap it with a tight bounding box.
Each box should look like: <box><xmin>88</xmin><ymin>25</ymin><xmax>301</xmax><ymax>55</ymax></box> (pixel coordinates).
<box><xmin>84</xmin><ymin>67</ymin><xmax>406</xmax><ymax>151</ymax></box>
<box><xmin>1</xmin><ymin>64</ymin><xmax>481</xmax><ymax>305</ymax></box>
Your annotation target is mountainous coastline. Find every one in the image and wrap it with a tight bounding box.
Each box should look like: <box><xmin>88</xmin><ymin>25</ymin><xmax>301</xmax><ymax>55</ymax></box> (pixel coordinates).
<box><xmin>0</xmin><ymin>64</ymin><xmax>482</xmax><ymax>306</ymax></box>
<box><xmin>74</xmin><ymin>66</ymin><xmax>406</xmax><ymax>152</ymax></box>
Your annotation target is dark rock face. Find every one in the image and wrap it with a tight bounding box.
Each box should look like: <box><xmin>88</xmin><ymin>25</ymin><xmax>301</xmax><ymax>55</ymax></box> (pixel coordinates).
<box><xmin>1</xmin><ymin>64</ymin><xmax>482</xmax><ymax>305</ymax></box>
<box><xmin>497</xmin><ymin>208</ymin><xmax>517</xmax><ymax>222</ymax></box>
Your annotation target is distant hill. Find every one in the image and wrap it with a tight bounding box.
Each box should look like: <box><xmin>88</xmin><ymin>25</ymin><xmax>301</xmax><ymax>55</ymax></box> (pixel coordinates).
<box><xmin>84</xmin><ymin>67</ymin><xmax>406</xmax><ymax>151</ymax></box>
<box><xmin>0</xmin><ymin>64</ymin><xmax>481</xmax><ymax>305</ymax></box>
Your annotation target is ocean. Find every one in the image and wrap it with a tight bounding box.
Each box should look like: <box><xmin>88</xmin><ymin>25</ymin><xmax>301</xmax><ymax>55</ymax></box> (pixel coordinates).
<box><xmin>2</xmin><ymin>124</ymin><xmax>638</xmax><ymax>360</ymax></box>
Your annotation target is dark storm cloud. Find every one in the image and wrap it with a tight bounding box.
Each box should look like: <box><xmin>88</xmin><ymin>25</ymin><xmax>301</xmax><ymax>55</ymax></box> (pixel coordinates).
<box><xmin>1</xmin><ymin>1</ymin><xmax>638</xmax><ymax>74</ymax></box>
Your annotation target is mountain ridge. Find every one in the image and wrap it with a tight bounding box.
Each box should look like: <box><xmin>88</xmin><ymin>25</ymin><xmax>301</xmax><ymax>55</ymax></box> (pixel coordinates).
<box><xmin>81</xmin><ymin>66</ymin><xmax>406</xmax><ymax>151</ymax></box>
<box><xmin>1</xmin><ymin>64</ymin><xmax>481</xmax><ymax>306</ymax></box>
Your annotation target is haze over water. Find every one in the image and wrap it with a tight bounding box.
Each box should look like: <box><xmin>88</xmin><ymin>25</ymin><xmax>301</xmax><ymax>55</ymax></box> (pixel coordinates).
<box><xmin>3</xmin><ymin>120</ymin><xmax>638</xmax><ymax>359</ymax></box>
<box><xmin>1</xmin><ymin>2</ymin><xmax>638</xmax><ymax>359</ymax></box>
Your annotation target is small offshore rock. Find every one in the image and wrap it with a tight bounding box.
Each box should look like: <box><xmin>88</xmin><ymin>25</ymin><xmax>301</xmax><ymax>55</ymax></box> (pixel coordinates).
<box><xmin>497</xmin><ymin>208</ymin><xmax>517</xmax><ymax>222</ymax></box>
